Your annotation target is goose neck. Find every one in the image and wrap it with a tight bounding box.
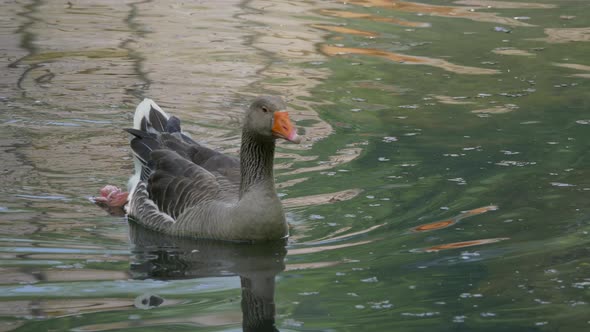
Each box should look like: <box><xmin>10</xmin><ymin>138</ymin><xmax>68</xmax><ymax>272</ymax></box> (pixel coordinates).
<box><xmin>239</xmin><ymin>132</ymin><xmax>276</xmax><ymax>197</ymax></box>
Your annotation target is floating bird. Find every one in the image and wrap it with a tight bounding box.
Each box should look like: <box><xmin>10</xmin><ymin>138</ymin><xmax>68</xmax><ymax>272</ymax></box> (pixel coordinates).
<box><xmin>118</xmin><ymin>96</ymin><xmax>301</xmax><ymax>241</ymax></box>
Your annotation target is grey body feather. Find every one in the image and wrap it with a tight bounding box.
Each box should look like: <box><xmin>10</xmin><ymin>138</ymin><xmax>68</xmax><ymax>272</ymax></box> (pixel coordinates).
<box><xmin>126</xmin><ymin>98</ymin><xmax>288</xmax><ymax>241</ymax></box>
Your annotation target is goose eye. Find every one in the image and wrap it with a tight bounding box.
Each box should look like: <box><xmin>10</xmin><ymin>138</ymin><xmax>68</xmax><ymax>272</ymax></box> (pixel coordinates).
<box><xmin>262</xmin><ymin>106</ymin><xmax>269</xmax><ymax>113</ymax></box>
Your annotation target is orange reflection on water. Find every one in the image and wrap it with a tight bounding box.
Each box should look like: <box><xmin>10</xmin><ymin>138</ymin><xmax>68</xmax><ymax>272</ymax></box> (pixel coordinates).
<box><xmin>345</xmin><ymin>0</ymin><xmax>533</xmax><ymax>26</ymax></box>
<box><xmin>411</xmin><ymin>205</ymin><xmax>498</xmax><ymax>232</ymax></box>
<box><xmin>321</xmin><ymin>45</ymin><xmax>499</xmax><ymax>75</ymax></box>
<box><xmin>349</xmin><ymin>0</ymin><xmax>460</xmax><ymax>15</ymax></box>
<box><xmin>311</xmin><ymin>24</ymin><xmax>378</xmax><ymax>37</ymax></box>
<box><xmin>454</xmin><ymin>0</ymin><xmax>556</xmax><ymax>9</ymax></box>
<box><xmin>418</xmin><ymin>237</ymin><xmax>509</xmax><ymax>252</ymax></box>
<box><xmin>319</xmin><ymin>9</ymin><xmax>430</xmax><ymax>28</ymax></box>
<box><xmin>462</xmin><ymin>205</ymin><xmax>498</xmax><ymax>217</ymax></box>
<box><xmin>412</xmin><ymin>219</ymin><xmax>455</xmax><ymax>232</ymax></box>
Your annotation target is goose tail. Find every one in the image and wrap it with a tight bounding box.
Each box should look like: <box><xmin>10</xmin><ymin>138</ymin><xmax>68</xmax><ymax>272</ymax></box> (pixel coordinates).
<box><xmin>133</xmin><ymin>98</ymin><xmax>170</xmax><ymax>133</ymax></box>
<box><xmin>127</xmin><ymin>99</ymin><xmax>170</xmax><ymax>195</ymax></box>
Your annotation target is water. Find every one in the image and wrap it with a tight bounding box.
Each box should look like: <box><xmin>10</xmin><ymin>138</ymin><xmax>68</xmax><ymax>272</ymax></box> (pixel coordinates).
<box><xmin>1</xmin><ymin>0</ymin><xmax>590</xmax><ymax>331</ymax></box>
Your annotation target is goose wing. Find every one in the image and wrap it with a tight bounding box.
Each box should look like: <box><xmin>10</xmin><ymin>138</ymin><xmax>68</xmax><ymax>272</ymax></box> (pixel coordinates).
<box><xmin>129</xmin><ymin>148</ymin><xmax>239</xmax><ymax>230</ymax></box>
<box><xmin>126</xmin><ymin>129</ymin><xmax>240</xmax><ymax>184</ymax></box>
<box><xmin>149</xmin><ymin>150</ymin><xmax>236</xmax><ymax>218</ymax></box>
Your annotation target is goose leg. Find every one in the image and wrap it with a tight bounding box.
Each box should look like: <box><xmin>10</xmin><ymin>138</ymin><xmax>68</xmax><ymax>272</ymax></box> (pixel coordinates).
<box><xmin>92</xmin><ymin>185</ymin><xmax>129</xmax><ymax>216</ymax></box>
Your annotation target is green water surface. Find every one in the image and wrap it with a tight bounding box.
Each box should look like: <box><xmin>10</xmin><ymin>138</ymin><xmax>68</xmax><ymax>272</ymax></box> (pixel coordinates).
<box><xmin>1</xmin><ymin>0</ymin><xmax>589</xmax><ymax>331</ymax></box>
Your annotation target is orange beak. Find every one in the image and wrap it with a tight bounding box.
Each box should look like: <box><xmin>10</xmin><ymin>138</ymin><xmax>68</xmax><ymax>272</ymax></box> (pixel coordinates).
<box><xmin>272</xmin><ymin>111</ymin><xmax>301</xmax><ymax>143</ymax></box>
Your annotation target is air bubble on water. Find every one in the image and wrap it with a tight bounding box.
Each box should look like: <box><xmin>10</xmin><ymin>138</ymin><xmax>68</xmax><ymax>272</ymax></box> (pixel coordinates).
<box><xmin>370</xmin><ymin>300</ymin><xmax>393</xmax><ymax>309</ymax></box>
<box><xmin>572</xmin><ymin>281</ymin><xmax>590</xmax><ymax>289</ymax></box>
<box><xmin>550</xmin><ymin>182</ymin><xmax>576</xmax><ymax>187</ymax></box>
<box><xmin>398</xmin><ymin>104</ymin><xmax>419</xmax><ymax>109</ymax></box>
<box><xmin>402</xmin><ymin>312</ymin><xmax>440</xmax><ymax>317</ymax></box>
<box><xmin>448</xmin><ymin>178</ymin><xmax>467</xmax><ymax>185</ymax></box>
<box><xmin>382</xmin><ymin>136</ymin><xmax>398</xmax><ymax>143</ymax></box>
<box><xmin>500</xmin><ymin>150</ymin><xmax>520</xmax><ymax>156</ymax></box>
<box><xmin>283</xmin><ymin>319</ymin><xmax>304</xmax><ymax>327</ymax></box>
<box><xmin>298</xmin><ymin>291</ymin><xmax>319</xmax><ymax>296</ymax></box>
<box><xmin>462</xmin><ymin>146</ymin><xmax>481</xmax><ymax>151</ymax></box>
<box><xmin>496</xmin><ymin>160</ymin><xmax>536</xmax><ymax>167</ymax></box>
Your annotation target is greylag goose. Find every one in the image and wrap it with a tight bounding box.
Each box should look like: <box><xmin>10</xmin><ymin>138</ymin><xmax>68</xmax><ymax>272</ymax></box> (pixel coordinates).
<box><xmin>125</xmin><ymin>96</ymin><xmax>301</xmax><ymax>241</ymax></box>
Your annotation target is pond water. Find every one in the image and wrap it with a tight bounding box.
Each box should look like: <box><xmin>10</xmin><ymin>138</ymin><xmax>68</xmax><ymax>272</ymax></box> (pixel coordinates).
<box><xmin>1</xmin><ymin>0</ymin><xmax>590</xmax><ymax>331</ymax></box>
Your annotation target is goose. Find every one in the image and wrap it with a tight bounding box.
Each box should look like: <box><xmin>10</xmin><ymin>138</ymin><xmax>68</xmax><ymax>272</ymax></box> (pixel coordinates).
<box><xmin>124</xmin><ymin>96</ymin><xmax>301</xmax><ymax>241</ymax></box>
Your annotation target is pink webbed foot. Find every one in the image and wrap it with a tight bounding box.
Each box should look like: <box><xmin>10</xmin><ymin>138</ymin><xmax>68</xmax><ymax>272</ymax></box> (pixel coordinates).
<box><xmin>92</xmin><ymin>185</ymin><xmax>129</xmax><ymax>216</ymax></box>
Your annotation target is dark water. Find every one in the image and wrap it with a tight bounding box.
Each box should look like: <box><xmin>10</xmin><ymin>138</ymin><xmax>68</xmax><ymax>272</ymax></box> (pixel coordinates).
<box><xmin>1</xmin><ymin>0</ymin><xmax>590</xmax><ymax>331</ymax></box>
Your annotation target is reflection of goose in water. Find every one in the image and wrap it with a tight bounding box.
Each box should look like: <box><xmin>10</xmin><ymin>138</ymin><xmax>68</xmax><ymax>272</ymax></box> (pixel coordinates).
<box><xmin>128</xmin><ymin>220</ymin><xmax>286</xmax><ymax>332</ymax></box>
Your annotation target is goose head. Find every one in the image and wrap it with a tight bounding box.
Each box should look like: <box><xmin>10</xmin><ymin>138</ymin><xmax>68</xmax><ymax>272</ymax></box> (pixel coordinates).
<box><xmin>244</xmin><ymin>96</ymin><xmax>301</xmax><ymax>144</ymax></box>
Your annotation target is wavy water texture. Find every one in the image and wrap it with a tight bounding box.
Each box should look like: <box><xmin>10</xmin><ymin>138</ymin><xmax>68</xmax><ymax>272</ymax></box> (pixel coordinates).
<box><xmin>537</xmin><ymin>27</ymin><xmax>590</xmax><ymax>43</ymax></box>
<box><xmin>554</xmin><ymin>62</ymin><xmax>590</xmax><ymax>78</ymax></box>
<box><xmin>492</xmin><ymin>48</ymin><xmax>536</xmax><ymax>56</ymax></box>
<box><xmin>345</xmin><ymin>0</ymin><xmax>537</xmax><ymax>26</ymax></box>
<box><xmin>2</xmin><ymin>0</ymin><xmax>590</xmax><ymax>330</ymax></box>
<box><xmin>411</xmin><ymin>205</ymin><xmax>498</xmax><ymax>232</ymax></box>
<box><xmin>319</xmin><ymin>9</ymin><xmax>431</xmax><ymax>28</ymax></box>
<box><xmin>311</xmin><ymin>24</ymin><xmax>379</xmax><ymax>38</ymax></box>
<box><xmin>453</xmin><ymin>0</ymin><xmax>556</xmax><ymax>9</ymax></box>
<box><xmin>415</xmin><ymin>237</ymin><xmax>510</xmax><ymax>252</ymax></box>
<box><xmin>321</xmin><ymin>45</ymin><xmax>500</xmax><ymax>75</ymax></box>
